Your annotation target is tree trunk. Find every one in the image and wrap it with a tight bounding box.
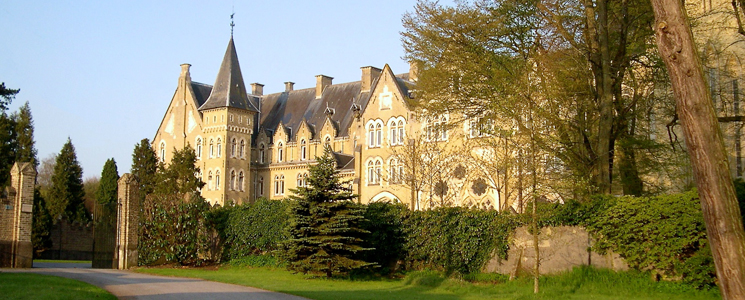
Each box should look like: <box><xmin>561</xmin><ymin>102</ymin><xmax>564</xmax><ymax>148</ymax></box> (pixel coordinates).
<box><xmin>650</xmin><ymin>1</ymin><xmax>745</xmax><ymax>299</ymax></box>
<box><xmin>596</xmin><ymin>0</ymin><xmax>614</xmax><ymax>194</ymax></box>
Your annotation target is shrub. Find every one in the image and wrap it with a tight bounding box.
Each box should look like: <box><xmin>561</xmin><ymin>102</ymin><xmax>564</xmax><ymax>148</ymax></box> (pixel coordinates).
<box><xmin>222</xmin><ymin>198</ymin><xmax>290</xmax><ymax>260</ymax></box>
<box><xmin>360</xmin><ymin>202</ymin><xmax>409</xmax><ymax>273</ymax></box>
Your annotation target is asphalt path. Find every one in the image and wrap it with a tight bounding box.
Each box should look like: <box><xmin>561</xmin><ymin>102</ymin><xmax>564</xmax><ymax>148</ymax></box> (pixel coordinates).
<box><xmin>2</xmin><ymin>262</ymin><xmax>309</xmax><ymax>300</ymax></box>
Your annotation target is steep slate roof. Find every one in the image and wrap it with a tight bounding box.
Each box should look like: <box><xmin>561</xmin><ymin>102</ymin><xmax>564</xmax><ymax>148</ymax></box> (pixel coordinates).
<box><xmin>191</xmin><ymin>82</ymin><xmax>212</xmax><ymax>107</ymax></box>
<box><xmin>259</xmin><ymin>81</ymin><xmax>374</xmax><ymax>141</ymax></box>
<box><xmin>199</xmin><ymin>37</ymin><xmax>259</xmax><ymax>112</ymax></box>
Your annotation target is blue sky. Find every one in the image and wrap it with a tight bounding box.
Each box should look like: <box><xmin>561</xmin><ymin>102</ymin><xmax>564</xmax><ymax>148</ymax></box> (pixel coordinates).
<box><xmin>1</xmin><ymin>0</ymin><xmax>429</xmax><ymax>179</ymax></box>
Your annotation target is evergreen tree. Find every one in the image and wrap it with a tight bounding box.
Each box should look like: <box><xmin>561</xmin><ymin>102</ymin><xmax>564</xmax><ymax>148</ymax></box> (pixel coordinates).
<box><xmin>131</xmin><ymin>138</ymin><xmax>158</xmax><ymax>196</ymax></box>
<box><xmin>153</xmin><ymin>144</ymin><xmax>204</xmax><ymax>196</ymax></box>
<box><xmin>0</xmin><ymin>113</ymin><xmax>16</xmax><ymax>188</ymax></box>
<box><xmin>12</xmin><ymin>102</ymin><xmax>38</xmax><ymax>169</ymax></box>
<box><xmin>0</xmin><ymin>82</ymin><xmax>19</xmax><ymax>111</ymax></box>
<box><xmin>32</xmin><ymin>187</ymin><xmax>52</xmax><ymax>255</ymax></box>
<box><xmin>48</xmin><ymin>138</ymin><xmax>88</xmax><ymax>223</ymax></box>
<box><xmin>96</xmin><ymin>158</ymin><xmax>119</xmax><ymax>205</ymax></box>
<box><xmin>283</xmin><ymin>147</ymin><xmax>371</xmax><ymax>277</ymax></box>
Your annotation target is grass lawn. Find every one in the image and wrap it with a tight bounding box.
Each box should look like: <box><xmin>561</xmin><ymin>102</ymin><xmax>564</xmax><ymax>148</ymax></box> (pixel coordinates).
<box><xmin>0</xmin><ymin>272</ymin><xmax>116</xmax><ymax>300</ymax></box>
<box><xmin>137</xmin><ymin>265</ymin><xmax>721</xmax><ymax>300</ymax></box>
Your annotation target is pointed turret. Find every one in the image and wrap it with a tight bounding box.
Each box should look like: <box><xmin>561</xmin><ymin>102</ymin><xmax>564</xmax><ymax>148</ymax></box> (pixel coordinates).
<box><xmin>199</xmin><ymin>37</ymin><xmax>259</xmax><ymax>112</ymax></box>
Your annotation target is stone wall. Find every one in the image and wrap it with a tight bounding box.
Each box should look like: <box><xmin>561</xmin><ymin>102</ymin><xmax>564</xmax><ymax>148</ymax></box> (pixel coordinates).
<box><xmin>0</xmin><ymin>162</ymin><xmax>36</xmax><ymax>268</ymax></box>
<box><xmin>484</xmin><ymin>226</ymin><xmax>628</xmax><ymax>275</ymax></box>
<box><xmin>40</xmin><ymin>218</ymin><xmax>93</xmax><ymax>260</ymax></box>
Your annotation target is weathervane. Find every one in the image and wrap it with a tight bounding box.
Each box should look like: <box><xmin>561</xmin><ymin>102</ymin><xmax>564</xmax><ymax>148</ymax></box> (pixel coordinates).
<box><xmin>230</xmin><ymin>11</ymin><xmax>235</xmax><ymax>36</ymax></box>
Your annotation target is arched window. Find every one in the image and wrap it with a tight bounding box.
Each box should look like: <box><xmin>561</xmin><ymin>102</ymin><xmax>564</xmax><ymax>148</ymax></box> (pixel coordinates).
<box><xmin>303</xmin><ymin>173</ymin><xmax>308</xmax><ymax>187</ymax></box>
<box><xmin>196</xmin><ymin>138</ymin><xmax>202</xmax><ymax>159</ymax></box>
<box><xmin>209</xmin><ymin>139</ymin><xmax>214</xmax><ymax>158</ymax></box>
<box><xmin>239</xmin><ymin>140</ymin><xmax>245</xmax><ymax>158</ymax></box>
<box><xmin>398</xmin><ymin>120</ymin><xmax>405</xmax><ymax>143</ymax></box>
<box><xmin>325</xmin><ymin>137</ymin><xmax>331</xmax><ymax>149</ymax></box>
<box><xmin>376</xmin><ymin>123</ymin><xmax>382</xmax><ymax>146</ymax></box>
<box><xmin>425</xmin><ymin>118</ymin><xmax>433</xmax><ymax>141</ymax></box>
<box><xmin>258</xmin><ymin>176</ymin><xmax>264</xmax><ymax>196</ymax></box>
<box><xmin>390</xmin><ymin>120</ymin><xmax>398</xmax><ymax>145</ymax></box>
<box><xmin>216</xmin><ymin>170</ymin><xmax>221</xmax><ymax>189</ymax></box>
<box><xmin>259</xmin><ymin>144</ymin><xmax>265</xmax><ymax>163</ymax></box>
<box><xmin>238</xmin><ymin>171</ymin><xmax>244</xmax><ymax>191</ymax></box>
<box><xmin>231</xmin><ymin>138</ymin><xmax>237</xmax><ymax>157</ymax></box>
<box><xmin>230</xmin><ymin>170</ymin><xmax>236</xmax><ymax>190</ymax></box>
<box><xmin>208</xmin><ymin>171</ymin><xmax>213</xmax><ymax>190</ymax></box>
<box><xmin>297</xmin><ymin>173</ymin><xmax>304</xmax><ymax>187</ymax></box>
<box><xmin>367</xmin><ymin>161</ymin><xmax>376</xmax><ymax>185</ymax></box>
<box><xmin>300</xmin><ymin>140</ymin><xmax>307</xmax><ymax>161</ymax></box>
<box><xmin>440</xmin><ymin>115</ymin><xmax>448</xmax><ymax>140</ymax></box>
<box><xmin>160</xmin><ymin>141</ymin><xmax>166</xmax><ymax>162</ymax></box>
<box><xmin>217</xmin><ymin>139</ymin><xmax>222</xmax><ymax>157</ymax></box>
<box><xmin>368</xmin><ymin>123</ymin><xmax>375</xmax><ymax>147</ymax></box>
<box><xmin>277</xmin><ymin>142</ymin><xmax>284</xmax><ymax>162</ymax></box>
<box><xmin>375</xmin><ymin>160</ymin><xmax>382</xmax><ymax>183</ymax></box>
<box><xmin>389</xmin><ymin>159</ymin><xmax>399</xmax><ymax>183</ymax></box>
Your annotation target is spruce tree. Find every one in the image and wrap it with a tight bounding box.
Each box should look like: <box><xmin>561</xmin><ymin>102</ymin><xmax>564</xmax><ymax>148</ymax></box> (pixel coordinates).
<box><xmin>131</xmin><ymin>138</ymin><xmax>158</xmax><ymax>196</ymax></box>
<box><xmin>284</xmin><ymin>147</ymin><xmax>371</xmax><ymax>277</ymax></box>
<box><xmin>153</xmin><ymin>144</ymin><xmax>203</xmax><ymax>195</ymax></box>
<box><xmin>48</xmin><ymin>138</ymin><xmax>88</xmax><ymax>223</ymax></box>
<box><xmin>12</xmin><ymin>102</ymin><xmax>37</xmax><ymax>169</ymax></box>
<box><xmin>96</xmin><ymin>158</ymin><xmax>119</xmax><ymax>205</ymax></box>
<box><xmin>0</xmin><ymin>113</ymin><xmax>16</xmax><ymax>188</ymax></box>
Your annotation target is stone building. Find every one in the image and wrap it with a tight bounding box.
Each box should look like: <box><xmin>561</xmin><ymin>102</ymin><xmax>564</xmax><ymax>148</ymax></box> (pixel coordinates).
<box><xmin>153</xmin><ymin>35</ymin><xmax>502</xmax><ymax>209</ymax></box>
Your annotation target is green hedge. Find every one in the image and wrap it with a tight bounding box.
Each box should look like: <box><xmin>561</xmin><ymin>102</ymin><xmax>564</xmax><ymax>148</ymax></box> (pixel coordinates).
<box><xmin>221</xmin><ymin>198</ymin><xmax>290</xmax><ymax>260</ymax></box>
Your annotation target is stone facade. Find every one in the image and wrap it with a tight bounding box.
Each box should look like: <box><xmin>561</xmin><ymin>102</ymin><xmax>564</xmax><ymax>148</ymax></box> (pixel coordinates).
<box><xmin>116</xmin><ymin>173</ymin><xmax>139</xmax><ymax>269</ymax></box>
<box><xmin>0</xmin><ymin>162</ymin><xmax>36</xmax><ymax>268</ymax></box>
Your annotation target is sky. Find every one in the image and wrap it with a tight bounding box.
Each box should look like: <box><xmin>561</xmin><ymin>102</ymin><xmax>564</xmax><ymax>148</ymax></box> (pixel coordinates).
<box><xmin>0</xmin><ymin>0</ymin><xmax>433</xmax><ymax>179</ymax></box>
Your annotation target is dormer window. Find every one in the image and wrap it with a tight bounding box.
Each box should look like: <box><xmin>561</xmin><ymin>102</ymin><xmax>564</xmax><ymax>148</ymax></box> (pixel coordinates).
<box><xmin>259</xmin><ymin>144</ymin><xmax>266</xmax><ymax>163</ymax></box>
<box><xmin>277</xmin><ymin>142</ymin><xmax>284</xmax><ymax>162</ymax></box>
<box><xmin>300</xmin><ymin>140</ymin><xmax>307</xmax><ymax>161</ymax></box>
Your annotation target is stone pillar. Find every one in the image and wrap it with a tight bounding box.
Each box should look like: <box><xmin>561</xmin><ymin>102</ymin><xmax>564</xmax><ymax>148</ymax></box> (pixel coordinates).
<box><xmin>0</xmin><ymin>162</ymin><xmax>36</xmax><ymax>268</ymax></box>
<box><xmin>116</xmin><ymin>174</ymin><xmax>139</xmax><ymax>269</ymax></box>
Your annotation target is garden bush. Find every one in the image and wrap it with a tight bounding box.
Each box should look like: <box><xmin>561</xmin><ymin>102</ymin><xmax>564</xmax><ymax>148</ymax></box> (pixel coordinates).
<box><xmin>221</xmin><ymin>198</ymin><xmax>290</xmax><ymax>260</ymax></box>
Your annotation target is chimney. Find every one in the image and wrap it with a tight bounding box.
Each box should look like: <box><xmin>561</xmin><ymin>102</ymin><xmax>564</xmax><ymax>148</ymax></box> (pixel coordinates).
<box><xmin>251</xmin><ymin>83</ymin><xmax>264</xmax><ymax>96</ymax></box>
<box><xmin>284</xmin><ymin>81</ymin><xmax>295</xmax><ymax>92</ymax></box>
<box><xmin>360</xmin><ymin>66</ymin><xmax>382</xmax><ymax>92</ymax></box>
<box><xmin>316</xmin><ymin>75</ymin><xmax>333</xmax><ymax>98</ymax></box>
<box><xmin>409</xmin><ymin>61</ymin><xmax>419</xmax><ymax>82</ymax></box>
<box><xmin>179</xmin><ymin>63</ymin><xmax>192</xmax><ymax>83</ymax></box>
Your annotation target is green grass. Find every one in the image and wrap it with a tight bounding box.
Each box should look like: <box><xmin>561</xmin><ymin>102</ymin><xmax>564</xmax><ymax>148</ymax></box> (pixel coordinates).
<box><xmin>136</xmin><ymin>265</ymin><xmax>721</xmax><ymax>300</ymax></box>
<box><xmin>33</xmin><ymin>259</ymin><xmax>92</xmax><ymax>264</ymax></box>
<box><xmin>0</xmin><ymin>272</ymin><xmax>116</xmax><ymax>300</ymax></box>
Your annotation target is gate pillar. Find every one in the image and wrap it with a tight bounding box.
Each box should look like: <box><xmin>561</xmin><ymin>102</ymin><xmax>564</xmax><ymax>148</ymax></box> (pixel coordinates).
<box><xmin>116</xmin><ymin>173</ymin><xmax>139</xmax><ymax>269</ymax></box>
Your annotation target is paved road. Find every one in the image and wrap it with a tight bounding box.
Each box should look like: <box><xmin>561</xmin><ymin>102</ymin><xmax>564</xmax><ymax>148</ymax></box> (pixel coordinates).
<box><xmin>3</xmin><ymin>263</ymin><xmax>309</xmax><ymax>300</ymax></box>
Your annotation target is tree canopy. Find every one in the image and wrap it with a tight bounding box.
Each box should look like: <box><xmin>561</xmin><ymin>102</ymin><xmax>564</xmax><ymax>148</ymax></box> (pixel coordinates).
<box><xmin>131</xmin><ymin>138</ymin><xmax>158</xmax><ymax>196</ymax></box>
<box><xmin>47</xmin><ymin>138</ymin><xmax>88</xmax><ymax>223</ymax></box>
<box><xmin>96</xmin><ymin>158</ymin><xmax>119</xmax><ymax>205</ymax></box>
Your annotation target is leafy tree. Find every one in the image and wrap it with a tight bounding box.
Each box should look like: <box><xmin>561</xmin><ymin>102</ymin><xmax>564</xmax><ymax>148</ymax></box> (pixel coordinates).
<box><xmin>37</xmin><ymin>153</ymin><xmax>56</xmax><ymax>195</ymax></box>
<box><xmin>131</xmin><ymin>138</ymin><xmax>158</xmax><ymax>196</ymax></box>
<box><xmin>82</xmin><ymin>177</ymin><xmax>99</xmax><ymax>215</ymax></box>
<box><xmin>0</xmin><ymin>113</ymin><xmax>16</xmax><ymax>188</ymax></box>
<box><xmin>96</xmin><ymin>159</ymin><xmax>119</xmax><ymax>205</ymax></box>
<box><xmin>47</xmin><ymin>138</ymin><xmax>88</xmax><ymax>223</ymax></box>
<box><xmin>11</xmin><ymin>102</ymin><xmax>37</xmax><ymax>169</ymax></box>
<box><xmin>32</xmin><ymin>187</ymin><xmax>53</xmax><ymax>256</ymax></box>
<box><xmin>283</xmin><ymin>147</ymin><xmax>372</xmax><ymax>277</ymax></box>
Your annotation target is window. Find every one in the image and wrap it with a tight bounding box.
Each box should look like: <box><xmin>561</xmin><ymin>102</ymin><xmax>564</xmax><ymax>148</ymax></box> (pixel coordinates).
<box><xmin>160</xmin><ymin>141</ymin><xmax>166</xmax><ymax>162</ymax></box>
<box><xmin>238</xmin><ymin>171</ymin><xmax>244</xmax><ymax>191</ymax></box>
<box><xmin>239</xmin><ymin>140</ymin><xmax>245</xmax><ymax>158</ymax></box>
<box><xmin>216</xmin><ymin>170</ymin><xmax>221</xmax><ymax>189</ymax></box>
<box><xmin>217</xmin><ymin>139</ymin><xmax>222</xmax><ymax>157</ymax></box>
<box><xmin>376</xmin><ymin>123</ymin><xmax>382</xmax><ymax>146</ymax></box>
<box><xmin>398</xmin><ymin>120</ymin><xmax>405</xmax><ymax>143</ymax></box>
<box><xmin>274</xmin><ymin>175</ymin><xmax>285</xmax><ymax>195</ymax></box>
<box><xmin>258</xmin><ymin>176</ymin><xmax>264</xmax><ymax>196</ymax></box>
<box><xmin>277</xmin><ymin>142</ymin><xmax>284</xmax><ymax>162</ymax></box>
<box><xmin>426</xmin><ymin>115</ymin><xmax>448</xmax><ymax>141</ymax></box>
<box><xmin>368</xmin><ymin>124</ymin><xmax>375</xmax><ymax>146</ymax></box>
<box><xmin>367</xmin><ymin>161</ymin><xmax>376</xmax><ymax>185</ymax></box>
<box><xmin>230</xmin><ymin>170</ymin><xmax>236</xmax><ymax>190</ymax></box>
<box><xmin>375</xmin><ymin>160</ymin><xmax>382</xmax><ymax>183</ymax></box>
<box><xmin>209</xmin><ymin>139</ymin><xmax>214</xmax><ymax>158</ymax></box>
<box><xmin>390</xmin><ymin>120</ymin><xmax>398</xmax><ymax>145</ymax></box>
<box><xmin>389</xmin><ymin>159</ymin><xmax>399</xmax><ymax>183</ymax></box>
<box><xmin>297</xmin><ymin>173</ymin><xmax>304</xmax><ymax>187</ymax></box>
<box><xmin>231</xmin><ymin>138</ymin><xmax>237</xmax><ymax>157</ymax></box>
<box><xmin>208</xmin><ymin>171</ymin><xmax>213</xmax><ymax>190</ymax></box>
<box><xmin>325</xmin><ymin>137</ymin><xmax>331</xmax><ymax>149</ymax></box>
<box><xmin>440</xmin><ymin>115</ymin><xmax>448</xmax><ymax>140</ymax></box>
<box><xmin>469</xmin><ymin>118</ymin><xmax>493</xmax><ymax>138</ymax></box>
<box><xmin>230</xmin><ymin>114</ymin><xmax>233</xmax><ymax>122</ymax></box>
<box><xmin>196</xmin><ymin>138</ymin><xmax>202</xmax><ymax>159</ymax></box>
<box><xmin>259</xmin><ymin>144</ymin><xmax>265</xmax><ymax>163</ymax></box>
<box><xmin>301</xmin><ymin>140</ymin><xmax>307</xmax><ymax>161</ymax></box>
